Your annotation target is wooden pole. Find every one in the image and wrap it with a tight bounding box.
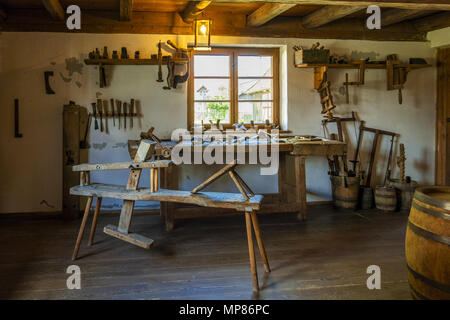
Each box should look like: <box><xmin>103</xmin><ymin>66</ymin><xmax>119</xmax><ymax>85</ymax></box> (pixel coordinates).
<box><xmin>250</xmin><ymin>211</ymin><xmax>270</xmax><ymax>273</ymax></box>
<box><xmin>245</xmin><ymin>212</ymin><xmax>259</xmax><ymax>291</ymax></box>
<box><xmin>72</xmin><ymin>196</ymin><xmax>93</xmax><ymax>260</ymax></box>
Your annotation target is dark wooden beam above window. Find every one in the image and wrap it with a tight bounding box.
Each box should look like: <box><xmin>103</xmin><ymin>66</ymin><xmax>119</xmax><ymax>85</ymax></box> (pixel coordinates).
<box><xmin>247</xmin><ymin>3</ymin><xmax>297</xmax><ymax>27</ymax></box>
<box><xmin>120</xmin><ymin>0</ymin><xmax>134</xmax><ymax>21</ymax></box>
<box><xmin>301</xmin><ymin>5</ymin><xmax>364</xmax><ymax>28</ymax></box>
<box><xmin>381</xmin><ymin>9</ymin><xmax>432</xmax><ymax>27</ymax></box>
<box><xmin>180</xmin><ymin>1</ymin><xmax>212</xmax><ymax>23</ymax></box>
<box><xmin>413</xmin><ymin>11</ymin><xmax>450</xmax><ymax>31</ymax></box>
<box><xmin>208</xmin><ymin>0</ymin><xmax>450</xmax><ymax>11</ymax></box>
<box><xmin>0</xmin><ymin>9</ymin><xmax>427</xmax><ymax>42</ymax></box>
<box><xmin>41</xmin><ymin>0</ymin><xmax>64</xmax><ymax>20</ymax></box>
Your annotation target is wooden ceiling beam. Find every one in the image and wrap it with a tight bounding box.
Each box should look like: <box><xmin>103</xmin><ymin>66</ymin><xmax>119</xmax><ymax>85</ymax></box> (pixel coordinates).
<box><xmin>247</xmin><ymin>3</ymin><xmax>297</xmax><ymax>27</ymax></box>
<box><xmin>382</xmin><ymin>9</ymin><xmax>431</xmax><ymax>26</ymax></box>
<box><xmin>180</xmin><ymin>1</ymin><xmax>212</xmax><ymax>23</ymax></box>
<box><xmin>302</xmin><ymin>5</ymin><xmax>364</xmax><ymax>28</ymax></box>
<box><xmin>120</xmin><ymin>0</ymin><xmax>134</xmax><ymax>21</ymax></box>
<box><xmin>1</xmin><ymin>9</ymin><xmax>426</xmax><ymax>42</ymax></box>
<box><xmin>41</xmin><ymin>0</ymin><xmax>64</xmax><ymax>20</ymax></box>
<box><xmin>207</xmin><ymin>1</ymin><xmax>450</xmax><ymax>11</ymax></box>
<box><xmin>413</xmin><ymin>11</ymin><xmax>450</xmax><ymax>31</ymax></box>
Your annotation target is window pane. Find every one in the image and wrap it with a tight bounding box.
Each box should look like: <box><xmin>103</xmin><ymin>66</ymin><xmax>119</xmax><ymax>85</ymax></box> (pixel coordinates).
<box><xmin>195</xmin><ymin>102</ymin><xmax>230</xmax><ymax>124</ymax></box>
<box><xmin>238</xmin><ymin>102</ymin><xmax>272</xmax><ymax>123</ymax></box>
<box><xmin>194</xmin><ymin>55</ymin><xmax>230</xmax><ymax>77</ymax></box>
<box><xmin>195</xmin><ymin>79</ymin><xmax>230</xmax><ymax>100</ymax></box>
<box><xmin>238</xmin><ymin>56</ymin><xmax>272</xmax><ymax>77</ymax></box>
<box><xmin>238</xmin><ymin>79</ymin><xmax>272</xmax><ymax>100</ymax></box>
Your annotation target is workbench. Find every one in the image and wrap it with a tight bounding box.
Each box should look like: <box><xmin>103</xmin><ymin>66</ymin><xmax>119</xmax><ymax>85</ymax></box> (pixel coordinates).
<box><xmin>159</xmin><ymin>137</ymin><xmax>347</xmax><ymax>230</ymax></box>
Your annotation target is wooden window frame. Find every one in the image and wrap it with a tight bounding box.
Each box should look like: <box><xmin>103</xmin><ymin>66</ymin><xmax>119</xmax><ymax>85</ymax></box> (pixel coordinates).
<box><xmin>188</xmin><ymin>47</ymin><xmax>280</xmax><ymax>130</ymax></box>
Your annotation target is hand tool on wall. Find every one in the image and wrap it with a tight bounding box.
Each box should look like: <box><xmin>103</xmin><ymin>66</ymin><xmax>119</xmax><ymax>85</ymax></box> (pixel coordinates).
<box><xmin>14</xmin><ymin>99</ymin><xmax>23</xmax><ymax>138</ymax></box>
<box><xmin>123</xmin><ymin>102</ymin><xmax>127</xmax><ymax>129</ymax></box>
<box><xmin>80</xmin><ymin>114</ymin><xmax>91</xmax><ymax>149</ymax></box>
<box><xmin>157</xmin><ymin>41</ymin><xmax>164</xmax><ymax>83</ymax></box>
<box><xmin>91</xmin><ymin>102</ymin><xmax>99</xmax><ymax>130</ymax></box>
<box><xmin>110</xmin><ymin>99</ymin><xmax>115</xmax><ymax>127</ymax></box>
<box><xmin>121</xmin><ymin>47</ymin><xmax>128</xmax><ymax>59</ymax></box>
<box><xmin>102</xmin><ymin>46</ymin><xmax>109</xmax><ymax>59</ymax></box>
<box><xmin>386</xmin><ymin>56</ymin><xmax>410</xmax><ymax>105</ymax></box>
<box><xmin>350</xmin><ymin>120</ymin><xmax>365</xmax><ymax>173</ymax></box>
<box><xmin>44</xmin><ymin>71</ymin><xmax>55</xmax><ymax>94</ymax></box>
<box><xmin>343</xmin><ymin>60</ymin><xmax>366</xmax><ymax>104</ymax></box>
<box><xmin>116</xmin><ymin>100</ymin><xmax>122</xmax><ymax>129</ymax></box>
<box><xmin>97</xmin><ymin>99</ymin><xmax>104</xmax><ymax>132</ymax></box>
<box><xmin>99</xmin><ymin>63</ymin><xmax>106</xmax><ymax>88</ymax></box>
<box><xmin>163</xmin><ymin>56</ymin><xmax>172</xmax><ymax>90</ymax></box>
<box><xmin>129</xmin><ymin>99</ymin><xmax>135</xmax><ymax>129</ymax></box>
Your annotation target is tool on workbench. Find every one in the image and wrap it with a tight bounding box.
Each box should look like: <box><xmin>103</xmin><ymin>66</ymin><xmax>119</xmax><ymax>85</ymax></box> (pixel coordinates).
<box><xmin>14</xmin><ymin>99</ymin><xmax>23</xmax><ymax>138</ymax></box>
<box><xmin>140</xmin><ymin>127</ymin><xmax>172</xmax><ymax>158</ymax></box>
<box><xmin>44</xmin><ymin>71</ymin><xmax>55</xmax><ymax>94</ymax></box>
<box><xmin>97</xmin><ymin>99</ymin><xmax>104</xmax><ymax>132</ymax></box>
<box><xmin>134</xmin><ymin>51</ymin><xmax>140</xmax><ymax>59</ymax></box>
<box><xmin>116</xmin><ymin>100</ymin><xmax>122</xmax><ymax>129</ymax></box>
<box><xmin>123</xmin><ymin>102</ymin><xmax>127</xmax><ymax>129</ymax></box>
<box><xmin>129</xmin><ymin>99</ymin><xmax>134</xmax><ymax>129</ymax></box>
<box><xmin>157</xmin><ymin>41</ymin><xmax>164</xmax><ymax>83</ymax></box>
<box><xmin>112</xmin><ymin>51</ymin><xmax>118</xmax><ymax>59</ymax></box>
<box><xmin>91</xmin><ymin>102</ymin><xmax>99</xmax><ymax>130</ymax></box>
<box><xmin>343</xmin><ymin>60</ymin><xmax>365</xmax><ymax>104</ymax></box>
<box><xmin>110</xmin><ymin>99</ymin><xmax>115</xmax><ymax>127</ymax></box>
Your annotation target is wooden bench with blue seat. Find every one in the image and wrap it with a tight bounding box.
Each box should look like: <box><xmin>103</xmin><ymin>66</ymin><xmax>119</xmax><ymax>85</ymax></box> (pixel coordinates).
<box><xmin>70</xmin><ymin>139</ymin><xmax>270</xmax><ymax>291</ymax></box>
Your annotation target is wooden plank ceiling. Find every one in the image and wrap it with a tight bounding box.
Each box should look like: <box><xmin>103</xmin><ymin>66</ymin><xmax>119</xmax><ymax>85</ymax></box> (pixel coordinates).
<box><xmin>0</xmin><ymin>0</ymin><xmax>449</xmax><ymax>41</ymax></box>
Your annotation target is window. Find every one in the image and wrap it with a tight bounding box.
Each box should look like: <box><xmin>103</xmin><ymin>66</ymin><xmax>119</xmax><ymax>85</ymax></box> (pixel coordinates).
<box><xmin>188</xmin><ymin>48</ymin><xmax>279</xmax><ymax>129</ymax></box>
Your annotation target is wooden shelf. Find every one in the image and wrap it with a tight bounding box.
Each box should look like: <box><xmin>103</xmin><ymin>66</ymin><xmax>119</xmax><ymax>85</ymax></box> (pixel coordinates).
<box><xmin>295</xmin><ymin>63</ymin><xmax>432</xmax><ymax>70</ymax></box>
<box><xmin>84</xmin><ymin>57</ymin><xmax>188</xmax><ymax>66</ymax></box>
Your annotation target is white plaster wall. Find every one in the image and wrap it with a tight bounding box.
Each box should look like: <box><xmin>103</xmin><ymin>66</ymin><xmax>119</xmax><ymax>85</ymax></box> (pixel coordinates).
<box><xmin>0</xmin><ymin>32</ymin><xmax>436</xmax><ymax>213</ymax></box>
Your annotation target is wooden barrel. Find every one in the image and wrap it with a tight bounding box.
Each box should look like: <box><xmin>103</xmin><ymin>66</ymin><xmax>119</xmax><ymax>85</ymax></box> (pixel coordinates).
<box><xmin>330</xmin><ymin>175</ymin><xmax>360</xmax><ymax>209</ymax></box>
<box><xmin>405</xmin><ymin>186</ymin><xmax>450</xmax><ymax>300</ymax></box>
<box><xmin>360</xmin><ymin>187</ymin><xmax>374</xmax><ymax>209</ymax></box>
<box><xmin>388</xmin><ymin>179</ymin><xmax>419</xmax><ymax>211</ymax></box>
<box><xmin>374</xmin><ymin>186</ymin><xmax>397</xmax><ymax>211</ymax></box>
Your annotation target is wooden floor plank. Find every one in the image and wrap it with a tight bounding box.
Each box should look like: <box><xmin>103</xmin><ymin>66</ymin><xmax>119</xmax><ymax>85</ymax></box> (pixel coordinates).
<box><xmin>0</xmin><ymin>205</ymin><xmax>411</xmax><ymax>299</ymax></box>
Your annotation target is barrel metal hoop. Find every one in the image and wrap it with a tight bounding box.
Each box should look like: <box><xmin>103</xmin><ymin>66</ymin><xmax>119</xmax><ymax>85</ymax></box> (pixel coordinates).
<box><xmin>408</xmin><ymin>284</ymin><xmax>430</xmax><ymax>300</ymax></box>
<box><xmin>375</xmin><ymin>194</ymin><xmax>396</xmax><ymax>199</ymax></box>
<box><xmin>334</xmin><ymin>196</ymin><xmax>358</xmax><ymax>203</ymax></box>
<box><xmin>407</xmin><ymin>264</ymin><xmax>450</xmax><ymax>294</ymax></box>
<box><xmin>414</xmin><ymin>188</ymin><xmax>450</xmax><ymax>211</ymax></box>
<box><xmin>412</xmin><ymin>200</ymin><xmax>450</xmax><ymax>221</ymax></box>
<box><xmin>408</xmin><ymin>220</ymin><xmax>450</xmax><ymax>247</ymax></box>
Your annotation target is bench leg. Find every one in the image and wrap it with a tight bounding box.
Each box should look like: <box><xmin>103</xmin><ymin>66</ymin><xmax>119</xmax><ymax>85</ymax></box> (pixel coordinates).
<box><xmin>88</xmin><ymin>197</ymin><xmax>102</xmax><ymax>246</ymax></box>
<box><xmin>250</xmin><ymin>211</ymin><xmax>271</xmax><ymax>273</ymax></box>
<box><xmin>72</xmin><ymin>196</ymin><xmax>93</xmax><ymax>260</ymax></box>
<box><xmin>245</xmin><ymin>212</ymin><xmax>259</xmax><ymax>292</ymax></box>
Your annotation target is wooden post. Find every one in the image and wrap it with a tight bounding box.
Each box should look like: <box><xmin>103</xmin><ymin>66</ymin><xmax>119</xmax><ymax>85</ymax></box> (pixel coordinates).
<box><xmin>245</xmin><ymin>212</ymin><xmax>259</xmax><ymax>291</ymax></box>
<box><xmin>295</xmin><ymin>156</ymin><xmax>307</xmax><ymax>221</ymax></box>
<box><xmin>72</xmin><ymin>196</ymin><xmax>93</xmax><ymax>260</ymax></box>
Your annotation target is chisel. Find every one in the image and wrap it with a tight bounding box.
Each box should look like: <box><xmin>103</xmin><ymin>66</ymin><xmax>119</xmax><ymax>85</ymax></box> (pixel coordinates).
<box><xmin>116</xmin><ymin>100</ymin><xmax>122</xmax><ymax>129</ymax></box>
<box><xmin>111</xmin><ymin>99</ymin><xmax>115</xmax><ymax>127</ymax></box>
<box><xmin>129</xmin><ymin>99</ymin><xmax>134</xmax><ymax>129</ymax></box>
<box><xmin>97</xmin><ymin>99</ymin><xmax>103</xmax><ymax>132</ymax></box>
<box><xmin>91</xmin><ymin>102</ymin><xmax>99</xmax><ymax>130</ymax></box>
<box><xmin>123</xmin><ymin>102</ymin><xmax>127</xmax><ymax>129</ymax></box>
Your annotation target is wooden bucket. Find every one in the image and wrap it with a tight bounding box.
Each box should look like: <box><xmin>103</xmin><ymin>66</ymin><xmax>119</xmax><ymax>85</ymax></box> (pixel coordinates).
<box><xmin>374</xmin><ymin>186</ymin><xmax>397</xmax><ymax>211</ymax></box>
<box><xmin>405</xmin><ymin>186</ymin><xmax>450</xmax><ymax>299</ymax></box>
<box><xmin>360</xmin><ymin>187</ymin><xmax>374</xmax><ymax>209</ymax></box>
<box><xmin>330</xmin><ymin>175</ymin><xmax>360</xmax><ymax>209</ymax></box>
<box><xmin>388</xmin><ymin>179</ymin><xmax>418</xmax><ymax>211</ymax></box>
